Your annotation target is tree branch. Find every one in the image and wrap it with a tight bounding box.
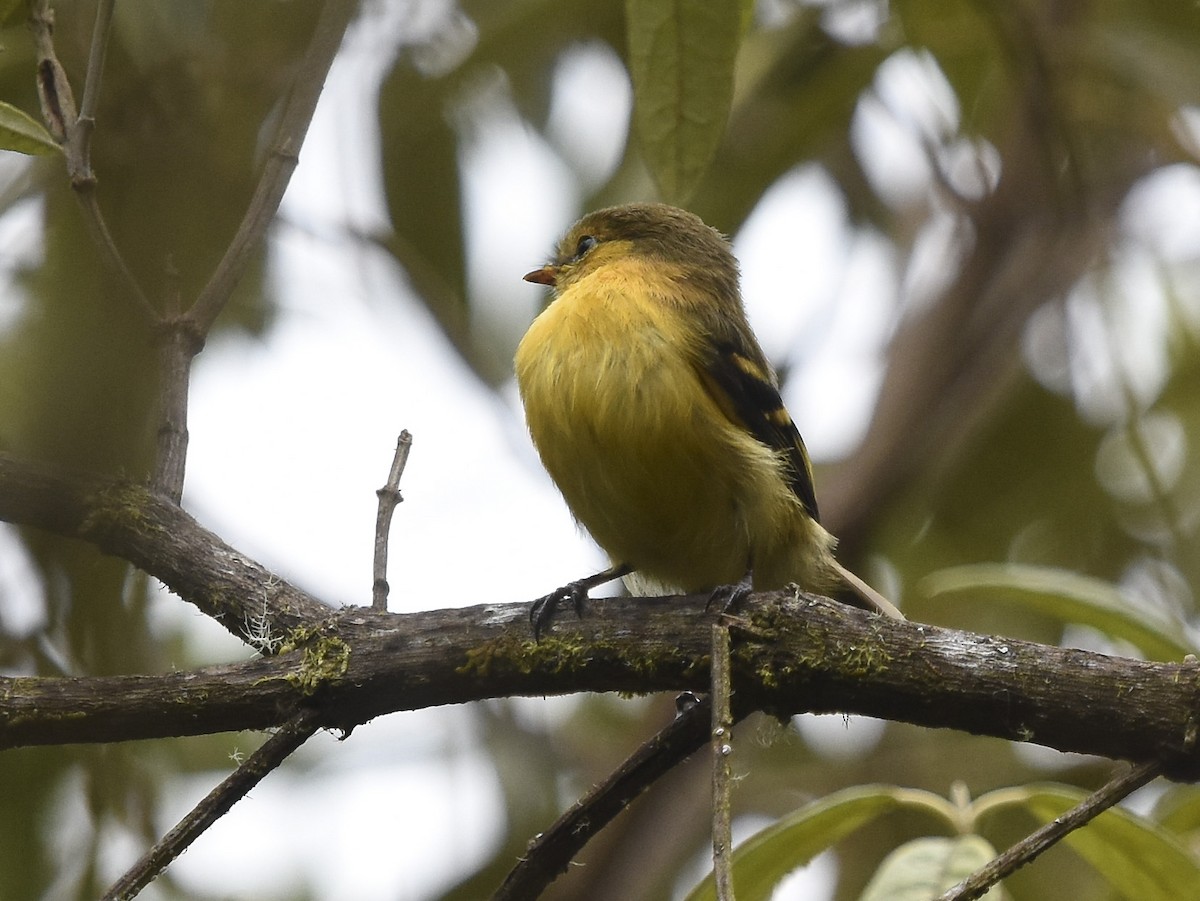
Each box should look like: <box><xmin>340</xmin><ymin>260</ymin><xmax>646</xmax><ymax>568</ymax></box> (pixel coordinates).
<box><xmin>2</xmin><ymin>447</ymin><xmax>1200</xmax><ymax>780</ymax></box>
<box><xmin>186</xmin><ymin>0</ymin><xmax>358</xmax><ymax>334</ymax></box>
<box><xmin>0</xmin><ymin>451</ymin><xmax>329</xmax><ymax>638</ymax></box>
<box><xmin>711</xmin><ymin>621</ymin><xmax>735</xmax><ymax>900</ymax></box>
<box><xmin>1</xmin><ymin>594</ymin><xmax>1198</xmax><ymax>780</ymax></box>
<box><xmin>155</xmin><ymin>0</ymin><xmax>359</xmax><ymax>499</ymax></box>
<box><xmin>101</xmin><ymin>711</ymin><xmax>322</xmax><ymax>901</ymax></box>
<box><xmin>30</xmin><ymin>0</ymin><xmax>157</xmax><ymax>321</ymax></box>
<box><xmin>495</xmin><ymin>696</ymin><xmax>732</xmax><ymax>899</ymax></box>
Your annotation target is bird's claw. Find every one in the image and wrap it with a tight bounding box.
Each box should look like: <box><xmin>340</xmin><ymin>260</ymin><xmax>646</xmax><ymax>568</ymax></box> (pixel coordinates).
<box><xmin>530</xmin><ymin>580</ymin><xmax>589</xmax><ymax>639</ymax></box>
<box><xmin>705</xmin><ymin>572</ymin><xmax>755</xmax><ymax>616</ymax></box>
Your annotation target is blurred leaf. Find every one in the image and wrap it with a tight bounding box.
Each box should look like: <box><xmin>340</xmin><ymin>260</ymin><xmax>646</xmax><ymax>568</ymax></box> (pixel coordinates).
<box><xmin>986</xmin><ymin>785</ymin><xmax>1200</xmax><ymax>901</ymax></box>
<box><xmin>0</xmin><ymin>0</ymin><xmax>25</xmax><ymax>29</ymax></box>
<box><xmin>378</xmin><ymin>57</ymin><xmax>469</xmax><ymax>343</ymax></box>
<box><xmin>922</xmin><ymin>563</ymin><xmax>1194</xmax><ymax>660</ymax></box>
<box><xmin>1155</xmin><ymin>785</ymin><xmax>1200</xmax><ymax>839</ymax></box>
<box><xmin>860</xmin><ymin>835</ymin><xmax>1007</xmax><ymax>901</ymax></box>
<box><xmin>891</xmin><ymin>0</ymin><xmax>1005</xmax><ymax>136</ymax></box>
<box><xmin>464</xmin><ymin>0</ymin><xmax>626</xmax><ymax>128</ymax></box>
<box><xmin>379</xmin><ymin>1</ymin><xmax>629</xmax><ymax>386</ymax></box>
<box><xmin>692</xmin><ymin>18</ymin><xmax>887</xmax><ymax>232</ymax></box>
<box><xmin>0</xmin><ymin>101</ymin><xmax>61</xmax><ymax>155</ymax></box>
<box><xmin>625</xmin><ymin>0</ymin><xmax>741</xmax><ymax>204</ymax></box>
<box><xmin>684</xmin><ymin>784</ymin><xmax>959</xmax><ymax>901</ymax></box>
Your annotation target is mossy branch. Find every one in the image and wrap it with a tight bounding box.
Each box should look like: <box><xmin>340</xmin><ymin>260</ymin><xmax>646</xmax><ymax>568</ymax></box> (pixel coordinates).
<box><xmin>1</xmin><ymin>449</ymin><xmax>1199</xmax><ymax>779</ymax></box>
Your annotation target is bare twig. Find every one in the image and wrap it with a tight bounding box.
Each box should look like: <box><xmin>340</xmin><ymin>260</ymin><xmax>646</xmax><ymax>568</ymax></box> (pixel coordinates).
<box><xmin>937</xmin><ymin>760</ymin><xmax>1163</xmax><ymax>901</ymax></box>
<box><xmin>102</xmin><ymin>711</ymin><xmax>322</xmax><ymax>901</ymax></box>
<box><xmin>151</xmin><ymin>259</ymin><xmax>200</xmax><ymax>501</ymax></box>
<box><xmin>372</xmin><ymin>430</ymin><xmax>413</xmax><ymax>611</ymax></box>
<box><xmin>152</xmin><ymin>325</ymin><xmax>193</xmax><ymax>500</ymax></box>
<box><xmin>711</xmin><ymin>622</ymin><xmax>735</xmax><ymax>900</ymax></box>
<box><xmin>154</xmin><ymin>0</ymin><xmax>356</xmax><ymax>499</ymax></box>
<box><xmin>29</xmin><ymin>0</ymin><xmax>357</xmax><ymax>502</ymax></box>
<box><xmin>71</xmin><ymin>0</ymin><xmax>114</xmax><ymax>179</ymax></box>
<box><xmin>29</xmin><ymin>3</ymin><xmax>75</xmax><ymax>141</ymax></box>
<box><xmin>187</xmin><ymin>0</ymin><xmax>358</xmax><ymax>334</ymax></box>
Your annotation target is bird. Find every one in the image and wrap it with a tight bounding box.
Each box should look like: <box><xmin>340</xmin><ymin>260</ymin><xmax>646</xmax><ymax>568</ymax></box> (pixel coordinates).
<box><xmin>514</xmin><ymin>202</ymin><xmax>902</xmax><ymax>634</ymax></box>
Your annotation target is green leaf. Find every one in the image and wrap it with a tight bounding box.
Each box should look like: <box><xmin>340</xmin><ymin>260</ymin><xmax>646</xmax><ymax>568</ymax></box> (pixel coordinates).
<box><xmin>0</xmin><ymin>102</ymin><xmax>61</xmax><ymax>156</ymax></box>
<box><xmin>625</xmin><ymin>0</ymin><xmax>742</xmax><ymax>204</ymax></box>
<box><xmin>1010</xmin><ymin>785</ymin><xmax>1200</xmax><ymax>901</ymax></box>
<box><xmin>860</xmin><ymin>835</ymin><xmax>1007</xmax><ymax>901</ymax></box>
<box><xmin>921</xmin><ymin>563</ymin><xmax>1194</xmax><ymax>661</ymax></box>
<box><xmin>683</xmin><ymin>785</ymin><xmax>959</xmax><ymax>901</ymax></box>
<box><xmin>1155</xmin><ymin>785</ymin><xmax>1200</xmax><ymax>838</ymax></box>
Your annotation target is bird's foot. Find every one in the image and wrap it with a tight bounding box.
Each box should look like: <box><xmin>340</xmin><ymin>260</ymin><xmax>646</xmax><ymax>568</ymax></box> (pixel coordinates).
<box><xmin>529</xmin><ymin>563</ymin><xmax>634</xmax><ymax>639</ymax></box>
<box><xmin>530</xmin><ymin>579</ymin><xmax>590</xmax><ymax>638</ymax></box>
<box><xmin>705</xmin><ymin>570</ymin><xmax>755</xmax><ymax>616</ymax></box>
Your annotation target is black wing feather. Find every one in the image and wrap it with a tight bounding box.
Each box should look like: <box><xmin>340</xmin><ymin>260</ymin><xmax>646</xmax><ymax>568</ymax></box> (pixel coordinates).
<box><xmin>703</xmin><ymin>341</ymin><xmax>821</xmax><ymax>523</ymax></box>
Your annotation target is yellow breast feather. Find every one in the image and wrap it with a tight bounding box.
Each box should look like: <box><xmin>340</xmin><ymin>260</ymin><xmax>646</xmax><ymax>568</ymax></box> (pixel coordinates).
<box><xmin>516</xmin><ymin>258</ymin><xmax>835</xmax><ymax>594</ymax></box>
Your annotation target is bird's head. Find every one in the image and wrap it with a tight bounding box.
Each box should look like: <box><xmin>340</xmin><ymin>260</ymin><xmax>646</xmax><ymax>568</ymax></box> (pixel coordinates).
<box><xmin>523</xmin><ymin>203</ymin><xmax>739</xmax><ymax>298</ymax></box>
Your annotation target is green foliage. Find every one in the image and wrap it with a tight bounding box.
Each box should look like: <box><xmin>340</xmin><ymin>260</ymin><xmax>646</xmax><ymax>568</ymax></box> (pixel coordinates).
<box><xmin>923</xmin><ymin>564</ymin><xmax>1195</xmax><ymax>661</ymax></box>
<box><xmin>624</xmin><ymin>0</ymin><xmax>742</xmax><ymax>205</ymax></box>
<box><xmin>687</xmin><ymin>782</ymin><xmax>1200</xmax><ymax>901</ymax></box>
<box><xmin>861</xmin><ymin>835</ymin><xmax>1006</xmax><ymax>901</ymax></box>
<box><xmin>980</xmin><ymin>785</ymin><xmax>1200</xmax><ymax>901</ymax></box>
<box><xmin>1155</xmin><ymin>784</ymin><xmax>1200</xmax><ymax>842</ymax></box>
<box><xmin>0</xmin><ymin>0</ymin><xmax>21</xmax><ymax>27</ymax></box>
<box><xmin>0</xmin><ymin>100</ymin><xmax>60</xmax><ymax>155</ymax></box>
<box><xmin>684</xmin><ymin>785</ymin><xmax>906</xmax><ymax>901</ymax></box>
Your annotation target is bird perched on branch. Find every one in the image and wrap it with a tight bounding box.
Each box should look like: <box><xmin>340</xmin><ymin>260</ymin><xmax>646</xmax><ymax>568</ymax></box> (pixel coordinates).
<box><xmin>515</xmin><ymin>202</ymin><xmax>902</xmax><ymax>634</ymax></box>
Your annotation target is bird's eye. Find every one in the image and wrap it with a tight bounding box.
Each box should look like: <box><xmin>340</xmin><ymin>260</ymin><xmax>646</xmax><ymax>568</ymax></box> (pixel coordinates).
<box><xmin>574</xmin><ymin>235</ymin><xmax>598</xmax><ymax>259</ymax></box>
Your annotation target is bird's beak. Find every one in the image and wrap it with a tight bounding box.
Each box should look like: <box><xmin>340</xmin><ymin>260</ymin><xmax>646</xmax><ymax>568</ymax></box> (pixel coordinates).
<box><xmin>523</xmin><ymin>266</ymin><xmax>557</xmax><ymax>286</ymax></box>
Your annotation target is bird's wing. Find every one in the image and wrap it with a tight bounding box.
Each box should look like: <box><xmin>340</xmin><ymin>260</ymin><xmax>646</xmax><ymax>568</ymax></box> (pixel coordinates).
<box><xmin>698</xmin><ymin>340</ymin><xmax>821</xmax><ymax>523</ymax></box>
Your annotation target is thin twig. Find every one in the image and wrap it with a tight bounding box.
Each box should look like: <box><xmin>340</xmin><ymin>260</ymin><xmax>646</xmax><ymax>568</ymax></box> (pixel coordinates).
<box><xmin>151</xmin><ymin>257</ymin><xmax>200</xmax><ymax>501</ymax></box>
<box><xmin>153</xmin><ymin>0</ymin><xmax>357</xmax><ymax>498</ymax></box>
<box><xmin>151</xmin><ymin>320</ymin><xmax>197</xmax><ymax>501</ymax></box>
<box><xmin>29</xmin><ymin>1</ymin><xmax>76</xmax><ymax>141</ymax></box>
<box><xmin>101</xmin><ymin>711</ymin><xmax>322</xmax><ymax>901</ymax></box>
<box><xmin>187</xmin><ymin>0</ymin><xmax>358</xmax><ymax>334</ymax></box>
<box><xmin>496</xmin><ymin>696</ymin><xmax>751</xmax><ymax>900</ymax></box>
<box><xmin>67</xmin><ymin>0</ymin><xmax>159</xmax><ymax>318</ymax></box>
<box><xmin>152</xmin><ymin>0</ymin><xmax>354</xmax><ymax>501</ymax></box>
<box><xmin>71</xmin><ymin>0</ymin><xmax>114</xmax><ymax>180</ymax></box>
<box><xmin>937</xmin><ymin>760</ymin><xmax>1162</xmax><ymax>901</ymax></box>
<box><xmin>711</xmin><ymin>622</ymin><xmax>735</xmax><ymax>900</ymax></box>
<box><xmin>29</xmin><ymin>0</ymin><xmax>157</xmax><ymax>321</ymax></box>
<box><xmin>30</xmin><ymin>0</ymin><xmax>357</xmax><ymax>501</ymax></box>
<box><xmin>72</xmin><ymin>188</ymin><xmax>157</xmax><ymax>318</ymax></box>
<box><xmin>373</xmin><ymin>430</ymin><xmax>413</xmax><ymax>611</ymax></box>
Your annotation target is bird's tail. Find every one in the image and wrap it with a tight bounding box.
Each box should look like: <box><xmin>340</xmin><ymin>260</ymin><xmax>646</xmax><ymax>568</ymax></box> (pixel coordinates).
<box><xmin>831</xmin><ymin>559</ymin><xmax>905</xmax><ymax>621</ymax></box>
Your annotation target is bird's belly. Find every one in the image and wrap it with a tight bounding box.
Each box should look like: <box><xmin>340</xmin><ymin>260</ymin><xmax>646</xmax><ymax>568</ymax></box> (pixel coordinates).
<box><xmin>517</xmin><ymin>306</ymin><xmax>817</xmax><ymax>592</ymax></box>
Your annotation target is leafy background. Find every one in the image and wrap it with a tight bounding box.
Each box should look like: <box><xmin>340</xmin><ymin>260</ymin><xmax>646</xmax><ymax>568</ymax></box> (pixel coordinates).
<box><xmin>2</xmin><ymin>0</ymin><xmax>1200</xmax><ymax>899</ymax></box>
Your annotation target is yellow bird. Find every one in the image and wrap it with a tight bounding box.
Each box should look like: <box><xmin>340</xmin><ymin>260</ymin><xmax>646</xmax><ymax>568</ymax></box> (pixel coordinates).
<box><xmin>516</xmin><ymin>202</ymin><xmax>902</xmax><ymax>632</ymax></box>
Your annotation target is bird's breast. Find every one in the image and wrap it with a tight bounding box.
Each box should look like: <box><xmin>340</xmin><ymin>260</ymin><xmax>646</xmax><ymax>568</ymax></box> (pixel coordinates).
<box><xmin>514</xmin><ymin>268</ymin><xmax>765</xmax><ymax>588</ymax></box>
<box><xmin>515</xmin><ymin>269</ymin><xmax>694</xmax><ymax>454</ymax></box>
